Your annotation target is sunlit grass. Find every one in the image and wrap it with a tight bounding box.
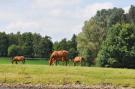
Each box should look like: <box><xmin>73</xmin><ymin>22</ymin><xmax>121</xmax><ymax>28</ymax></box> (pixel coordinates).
<box><xmin>0</xmin><ymin>64</ymin><xmax>134</xmax><ymax>88</ymax></box>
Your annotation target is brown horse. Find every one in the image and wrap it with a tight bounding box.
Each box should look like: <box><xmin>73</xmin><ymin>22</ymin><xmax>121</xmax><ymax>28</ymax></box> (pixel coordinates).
<box><xmin>12</xmin><ymin>56</ymin><xmax>25</xmax><ymax>64</ymax></box>
<box><xmin>73</xmin><ymin>56</ymin><xmax>85</xmax><ymax>66</ymax></box>
<box><xmin>49</xmin><ymin>50</ymin><xmax>69</xmax><ymax>66</ymax></box>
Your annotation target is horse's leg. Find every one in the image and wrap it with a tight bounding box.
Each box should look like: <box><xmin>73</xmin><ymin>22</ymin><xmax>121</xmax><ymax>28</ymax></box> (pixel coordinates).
<box><xmin>74</xmin><ymin>62</ymin><xmax>76</xmax><ymax>66</ymax></box>
<box><xmin>55</xmin><ymin>60</ymin><xmax>58</xmax><ymax>66</ymax></box>
<box><xmin>61</xmin><ymin>57</ymin><xmax>64</xmax><ymax>66</ymax></box>
<box><xmin>79</xmin><ymin>61</ymin><xmax>82</xmax><ymax>66</ymax></box>
<box><xmin>23</xmin><ymin>59</ymin><xmax>25</xmax><ymax>64</ymax></box>
<box><xmin>65</xmin><ymin>60</ymin><xmax>68</xmax><ymax>66</ymax></box>
<box><xmin>16</xmin><ymin>61</ymin><xmax>18</xmax><ymax>64</ymax></box>
<box><xmin>12</xmin><ymin>60</ymin><xmax>14</xmax><ymax>64</ymax></box>
<box><xmin>65</xmin><ymin>57</ymin><xmax>68</xmax><ymax>66</ymax></box>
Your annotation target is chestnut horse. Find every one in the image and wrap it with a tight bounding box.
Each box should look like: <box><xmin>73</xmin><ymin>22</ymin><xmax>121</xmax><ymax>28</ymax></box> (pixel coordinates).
<box><xmin>12</xmin><ymin>56</ymin><xmax>25</xmax><ymax>64</ymax></box>
<box><xmin>73</xmin><ymin>56</ymin><xmax>85</xmax><ymax>66</ymax></box>
<box><xmin>49</xmin><ymin>50</ymin><xmax>69</xmax><ymax>66</ymax></box>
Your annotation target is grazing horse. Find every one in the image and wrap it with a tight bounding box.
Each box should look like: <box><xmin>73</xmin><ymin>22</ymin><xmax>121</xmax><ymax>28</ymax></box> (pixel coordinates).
<box><xmin>73</xmin><ymin>56</ymin><xmax>85</xmax><ymax>66</ymax></box>
<box><xmin>49</xmin><ymin>50</ymin><xmax>69</xmax><ymax>66</ymax></box>
<box><xmin>12</xmin><ymin>56</ymin><xmax>25</xmax><ymax>64</ymax></box>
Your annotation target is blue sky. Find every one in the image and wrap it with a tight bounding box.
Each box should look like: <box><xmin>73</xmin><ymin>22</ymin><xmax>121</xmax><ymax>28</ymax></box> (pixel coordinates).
<box><xmin>0</xmin><ymin>0</ymin><xmax>134</xmax><ymax>41</ymax></box>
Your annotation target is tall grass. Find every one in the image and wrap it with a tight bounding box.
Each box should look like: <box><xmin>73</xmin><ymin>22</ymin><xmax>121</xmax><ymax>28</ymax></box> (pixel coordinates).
<box><xmin>0</xmin><ymin>57</ymin><xmax>135</xmax><ymax>88</ymax></box>
<box><xmin>0</xmin><ymin>64</ymin><xmax>134</xmax><ymax>88</ymax></box>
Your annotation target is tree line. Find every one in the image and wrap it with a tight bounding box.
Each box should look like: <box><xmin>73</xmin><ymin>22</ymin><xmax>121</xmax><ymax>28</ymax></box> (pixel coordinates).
<box><xmin>77</xmin><ymin>5</ymin><xmax>135</xmax><ymax>68</ymax></box>
<box><xmin>0</xmin><ymin>32</ymin><xmax>78</xmax><ymax>59</ymax></box>
<box><xmin>0</xmin><ymin>32</ymin><xmax>53</xmax><ymax>58</ymax></box>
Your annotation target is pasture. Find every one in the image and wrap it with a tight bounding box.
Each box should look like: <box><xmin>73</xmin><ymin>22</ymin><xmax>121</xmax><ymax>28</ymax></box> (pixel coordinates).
<box><xmin>0</xmin><ymin>57</ymin><xmax>135</xmax><ymax>88</ymax></box>
<box><xmin>0</xmin><ymin>57</ymin><xmax>49</xmax><ymax>65</ymax></box>
<box><xmin>0</xmin><ymin>57</ymin><xmax>76</xmax><ymax>66</ymax></box>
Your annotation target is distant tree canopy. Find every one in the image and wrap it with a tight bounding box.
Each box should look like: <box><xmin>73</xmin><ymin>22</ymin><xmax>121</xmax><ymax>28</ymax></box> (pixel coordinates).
<box><xmin>0</xmin><ymin>32</ymin><xmax>8</xmax><ymax>56</ymax></box>
<box><xmin>0</xmin><ymin>32</ymin><xmax>77</xmax><ymax>59</ymax></box>
<box><xmin>0</xmin><ymin>32</ymin><xmax>53</xmax><ymax>58</ymax></box>
<box><xmin>77</xmin><ymin>5</ymin><xmax>135</xmax><ymax>68</ymax></box>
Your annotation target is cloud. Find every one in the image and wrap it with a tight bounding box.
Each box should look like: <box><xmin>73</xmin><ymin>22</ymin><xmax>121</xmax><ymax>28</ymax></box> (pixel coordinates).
<box><xmin>0</xmin><ymin>0</ymin><xmax>132</xmax><ymax>42</ymax></box>
<box><xmin>32</xmin><ymin>0</ymin><xmax>81</xmax><ymax>10</ymax></box>
<box><xmin>1</xmin><ymin>21</ymin><xmax>44</xmax><ymax>34</ymax></box>
<box><xmin>123</xmin><ymin>6</ymin><xmax>130</xmax><ymax>13</ymax></box>
<box><xmin>0</xmin><ymin>1</ymin><xmax>114</xmax><ymax>42</ymax></box>
<box><xmin>80</xmin><ymin>2</ymin><xmax>113</xmax><ymax>20</ymax></box>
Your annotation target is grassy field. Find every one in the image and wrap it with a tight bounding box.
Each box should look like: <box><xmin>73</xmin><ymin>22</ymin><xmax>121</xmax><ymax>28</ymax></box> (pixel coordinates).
<box><xmin>0</xmin><ymin>57</ymin><xmax>49</xmax><ymax>65</ymax></box>
<box><xmin>0</xmin><ymin>57</ymin><xmax>135</xmax><ymax>88</ymax></box>
<box><xmin>0</xmin><ymin>57</ymin><xmax>75</xmax><ymax>65</ymax></box>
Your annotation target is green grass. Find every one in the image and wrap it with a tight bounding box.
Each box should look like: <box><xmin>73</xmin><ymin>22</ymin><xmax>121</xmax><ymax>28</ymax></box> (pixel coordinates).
<box><xmin>0</xmin><ymin>57</ymin><xmax>135</xmax><ymax>88</ymax></box>
<box><xmin>0</xmin><ymin>57</ymin><xmax>49</xmax><ymax>65</ymax></box>
<box><xmin>0</xmin><ymin>64</ymin><xmax>134</xmax><ymax>88</ymax></box>
<box><xmin>0</xmin><ymin>57</ymin><xmax>74</xmax><ymax>65</ymax></box>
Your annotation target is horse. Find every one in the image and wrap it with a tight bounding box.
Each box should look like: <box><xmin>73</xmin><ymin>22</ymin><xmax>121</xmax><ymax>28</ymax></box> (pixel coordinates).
<box><xmin>12</xmin><ymin>56</ymin><xmax>25</xmax><ymax>64</ymax></box>
<box><xmin>49</xmin><ymin>50</ymin><xmax>69</xmax><ymax>66</ymax></box>
<box><xmin>73</xmin><ymin>56</ymin><xmax>85</xmax><ymax>66</ymax></box>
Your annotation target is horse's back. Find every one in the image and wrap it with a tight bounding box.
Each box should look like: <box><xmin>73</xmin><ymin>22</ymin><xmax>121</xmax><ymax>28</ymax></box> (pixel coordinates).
<box><xmin>74</xmin><ymin>56</ymin><xmax>83</xmax><ymax>62</ymax></box>
<box><xmin>14</xmin><ymin>56</ymin><xmax>25</xmax><ymax>61</ymax></box>
<box><xmin>51</xmin><ymin>50</ymin><xmax>68</xmax><ymax>58</ymax></box>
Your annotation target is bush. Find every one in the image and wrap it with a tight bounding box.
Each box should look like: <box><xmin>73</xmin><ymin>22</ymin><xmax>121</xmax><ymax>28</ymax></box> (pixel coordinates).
<box><xmin>96</xmin><ymin>24</ymin><xmax>135</xmax><ymax>68</ymax></box>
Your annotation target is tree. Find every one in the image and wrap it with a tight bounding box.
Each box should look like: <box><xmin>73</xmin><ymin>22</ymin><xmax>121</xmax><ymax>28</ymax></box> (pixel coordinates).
<box><xmin>8</xmin><ymin>45</ymin><xmax>23</xmax><ymax>57</ymax></box>
<box><xmin>20</xmin><ymin>32</ymin><xmax>34</xmax><ymax>57</ymax></box>
<box><xmin>77</xmin><ymin>7</ymin><xmax>128</xmax><ymax>66</ymax></box>
<box><xmin>0</xmin><ymin>32</ymin><xmax>9</xmax><ymax>56</ymax></box>
<box><xmin>38</xmin><ymin>36</ymin><xmax>53</xmax><ymax>58</ymax></box>
<box><xmin>8</xmin><ymin>33</ymin><xmax>18</xmax><ymax>46</ymax></box>
<box><xmin>32</xmin><ymin>33</ymin><xmax>42</xmax><ymax>57</ymax></box>
<box><xmin>129</xmin><ymin>5</ymin><xmax>135</xmax><ymax>23</ymax></box>
<box><xmin>58</xmin><ymin>38</ymin><xmax>68</xmax><ymax>50</ymax></box>
<box><xmin>97</xmin><ymin>24</ymin><xmax>135</xmax><ymax>68</ymax></box>
<box><xmin>68</xmin><ymin>34</ymin><xmax>78</xmax><ymax>59</ymax></box>
<box><xmin>107</xmin><ymin>8</ymin><xmax>125</xmax><ymax>26</ymax></box>
<box><xmin>77</xmin><ymin>18</ymin><xmax>104</xmax><ymax>64</ymax></box>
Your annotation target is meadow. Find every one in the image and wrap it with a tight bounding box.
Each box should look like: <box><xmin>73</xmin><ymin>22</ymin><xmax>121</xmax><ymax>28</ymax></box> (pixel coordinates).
<box><xmin>0</xmin><ymin>57</ymin><xmax>135</xmax><ymax>88</ymax></box>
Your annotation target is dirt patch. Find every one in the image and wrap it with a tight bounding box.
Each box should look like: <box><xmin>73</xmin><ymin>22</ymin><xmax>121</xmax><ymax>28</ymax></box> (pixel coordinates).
<box><xmin>0</xmin><ymin>83</ymin><xmax>134</xmax><ymax>89</ymax></box>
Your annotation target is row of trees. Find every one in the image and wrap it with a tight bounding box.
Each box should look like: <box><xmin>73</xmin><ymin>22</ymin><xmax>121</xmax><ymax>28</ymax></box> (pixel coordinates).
<box><xmin>77</xmin><ymin>5</ymin><xmax>135</xmax><ymax>68</ymax></box>
<box><xmin>0</xmin><ymin>32</ymin><xmax>53</xmax><ymax>58</ymax></box>
<box><xmin>0</xmin><ymin>32</ymin><xmax>78</xmax><ymax>59</ymax></box>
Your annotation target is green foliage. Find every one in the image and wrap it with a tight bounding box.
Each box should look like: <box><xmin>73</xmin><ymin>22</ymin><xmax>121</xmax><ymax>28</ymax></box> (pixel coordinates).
<box><xmin>8</xmin><ymin>45</ymin><xmax>23</xmax><ymax>57</ymax></box>
<box><xmin>38</xmin><ymin>36</ymin><xmax>53</xmax><ymax>58</ymax></box>
<box><xmin>128</xmin><ymin>5</ymin><xmax>135</xmax><ymax>23</ymax></box>
<box><xmin>0</xmin><ymin>32</ymin><xmax>9</xmax><ymax>56</ymax></box>
<box><xmin>97</xmin><ymin>24</ymin><xmax>135</xmax><ymax>68</ymax></box>
<box><xmin>77</xmin><ymin>18</ymin><xmax>105</xmax><ymax>65</ymax></box>
<box><xmin>77</xmin><ymin>5</ymin><xmax>135</xmax><ymax>67</ymax></box>
<box><xmin>2</xmin><ymin>32</ymin><xmax>53</xmax><ymax>58</ymax></box>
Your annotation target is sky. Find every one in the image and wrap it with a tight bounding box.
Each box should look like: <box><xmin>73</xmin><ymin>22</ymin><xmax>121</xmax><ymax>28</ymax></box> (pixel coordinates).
<box><xmin>0</xmin><ymin>0</ymin><xmax>134</xmax><ymax>42</ymax></box>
